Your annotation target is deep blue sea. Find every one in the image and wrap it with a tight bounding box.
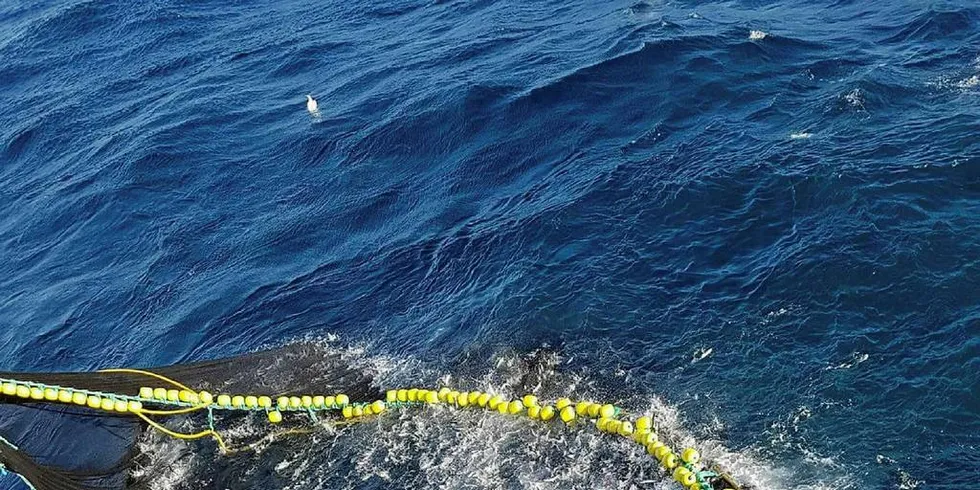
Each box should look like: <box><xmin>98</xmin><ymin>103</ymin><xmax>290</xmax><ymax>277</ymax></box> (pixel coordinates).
<box><xmin>1</xmin><ymin>0</ymin><xmax>979</xmax><ymax>489</ymax></box>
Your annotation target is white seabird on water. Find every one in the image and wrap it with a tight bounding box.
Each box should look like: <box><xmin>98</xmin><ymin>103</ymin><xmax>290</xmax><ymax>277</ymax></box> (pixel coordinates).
<box><xmin>306</xmin><ymin>95</ymin><xmax>319</xmax><ymax>115</ymax></box>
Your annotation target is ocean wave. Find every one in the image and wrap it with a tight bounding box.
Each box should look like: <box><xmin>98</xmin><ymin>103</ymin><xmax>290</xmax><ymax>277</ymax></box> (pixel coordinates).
<box><xmin>1</xmin><ymin>1</ymin><xmax>978</xmax><ymax>488</ymax></box>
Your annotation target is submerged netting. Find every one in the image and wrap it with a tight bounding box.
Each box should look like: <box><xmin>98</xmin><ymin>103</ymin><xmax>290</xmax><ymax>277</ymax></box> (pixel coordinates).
<box><xmin>0</xmin><ymin>342</ymin><xmax>743</xmax><ymax>490</ymax></box>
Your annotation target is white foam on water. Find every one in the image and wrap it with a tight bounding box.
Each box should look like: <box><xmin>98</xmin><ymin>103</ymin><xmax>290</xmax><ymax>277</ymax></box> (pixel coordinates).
<box><xmin>954</xmin><ymin>54</ymin><xmax>980</xmax><ymax>89</ymax></box>
<box><xmin>954</xmin><ymin>74</ymin><xmax>979</xmax><ymax>89</ymax></box>
<box><xmin>761</xmin><ymin>305</ymin><xmax>799</xmax><ymax>325</ymax></box>
<box><xmin>927</xmin><ymin>62</ymin><xmax>980</xmax><ymax>93</ymax></box>
<box><xmin>749</xmin><ymin>30</ymin><xmax>768</xmax><ymax>40</ymax></box>
<box><xmin>691</xmin><ymin>346</ymin><xmax>713</xmax><ymax>363</ymax></box>
<box><xmin>843</xmin><ymin>88</ymin><xmax>866</xmax><ymax>110</ymax></box>
<box><xmin>133</xmin><ymin>338</ymin><xmax>860</xmax><ymax>489</ymax></box>
<box><xmin>133</xmin><ymin>419</ymin><xmax>200</xmax><ymax>490</ymax></box>
<box><xmin>876</xmin><ymin>451</ymin><xmax>924</xmax><ymax>489</ymax></box>
<box><xmin>896</xmin><ymin>470</ymin><xmax>922</xmax><ymax>489</ymax></box>
<box><xmin>825</xmin><ymin>352</ymin><xmax>870</xmax><ymax>371</ymax></box>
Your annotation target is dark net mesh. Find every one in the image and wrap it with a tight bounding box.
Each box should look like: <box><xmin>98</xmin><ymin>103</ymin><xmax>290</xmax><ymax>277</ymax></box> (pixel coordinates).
<box><xmin>0</xmin><ymin>341</ymin><xmax>379</xmax><ymax>490</ymax></box>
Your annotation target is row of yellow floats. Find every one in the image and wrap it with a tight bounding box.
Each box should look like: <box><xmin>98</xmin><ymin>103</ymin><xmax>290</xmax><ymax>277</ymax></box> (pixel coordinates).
<box><xmin>1</xmin><ymin>375</ymin><xmax>728</xmax><ymax>490</ymax></box>
<box><xmin>345</xmin><ymin>387</ymin><xmax>725</xmax><ymax>490</ymax></box>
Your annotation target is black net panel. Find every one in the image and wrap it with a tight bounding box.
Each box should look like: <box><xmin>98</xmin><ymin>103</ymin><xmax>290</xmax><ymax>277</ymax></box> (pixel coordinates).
<box><xmin>0</xmin><ymin>341</ymin><xmax>380</xmax><ymax>490</ymax></box>
<box><xmin>0</xmin><ymin>402</ymin><xmax>141</xmax><ymax>490</ymax></box>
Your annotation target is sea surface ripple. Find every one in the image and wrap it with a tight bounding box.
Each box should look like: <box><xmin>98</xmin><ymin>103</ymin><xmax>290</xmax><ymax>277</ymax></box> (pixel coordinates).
<box><xmin>1</xmin><ymin>0</ymin><xmax>978</xmax><ymax>488</ymax></box>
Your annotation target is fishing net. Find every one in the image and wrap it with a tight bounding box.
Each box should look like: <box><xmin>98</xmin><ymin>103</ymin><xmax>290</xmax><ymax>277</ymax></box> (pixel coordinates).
<box><xmin>0</xmin><ymin>342</ymin><xmax>379</xmax><ymax>490</ymax></box>
<box><xmin>0</xmin><ymin>342</ymin><xmax>742</xmax><ymax>490</ymax></box>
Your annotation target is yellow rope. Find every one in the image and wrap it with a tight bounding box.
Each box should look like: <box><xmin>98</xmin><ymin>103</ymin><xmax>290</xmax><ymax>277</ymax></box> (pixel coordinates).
<box><xmin>98</xmin><ymin>368</ymin><xmax>232</xmax><ymax>450</ymax></box>
<box><xmin>97</xmin><ymin>368</ymin><xmax>194</xmax><ymax>392</ymax></box>
<box><xmin>132</xmin><ymin>409</ymin><xmax>229</xmax><ymax>454</ymax></box>
<box><xmin>96</xmin><ymin>368</ymin><xmax>217</xmax><ymax>415</ymax></box>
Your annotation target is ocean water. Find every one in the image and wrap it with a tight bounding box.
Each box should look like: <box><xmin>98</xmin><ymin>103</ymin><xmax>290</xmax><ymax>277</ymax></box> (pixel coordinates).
<box><xmin>1</xmin><ymin>0</ymin><xmax>979</xmax><ymax>488</ymax></box>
